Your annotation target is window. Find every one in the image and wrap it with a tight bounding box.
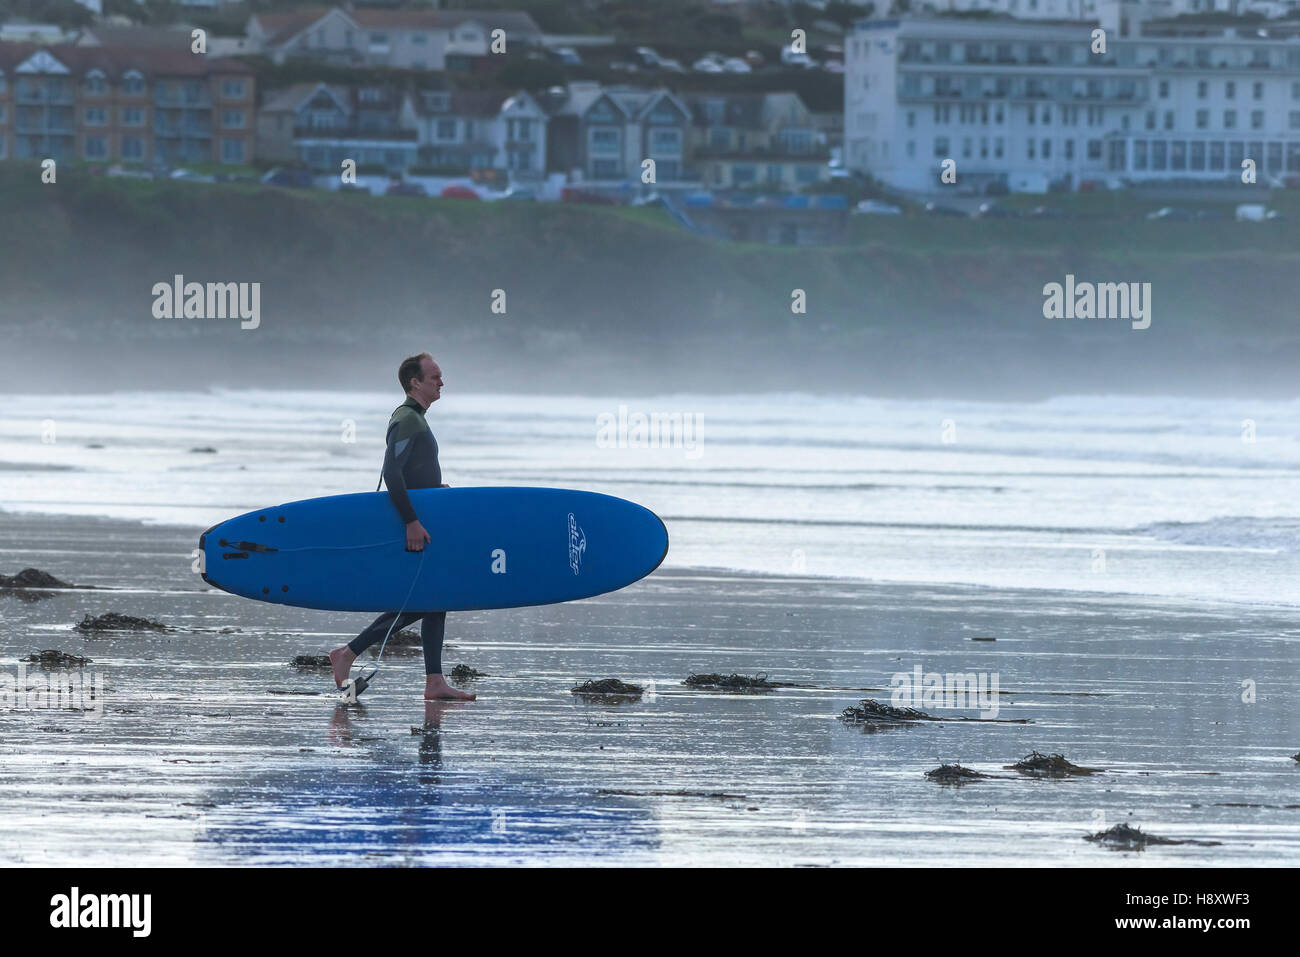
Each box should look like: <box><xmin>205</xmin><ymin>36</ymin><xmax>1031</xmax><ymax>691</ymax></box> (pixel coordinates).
<box><xmin>1145</xmin><ymin>111</ymin><xmax>1155</xmax><ymax>131</ymax></box>
<box><xmin>732</xmin><ymin>164</ymin><xmax>755</xmax><ymax>184</ymax></box>
<box><xmin>436</xmin><ymin>119</ymin><xmax>456</xmax><ymax>139</ymax></box>
<box><xmin>411</xmin><ymin>33</ymin><xmax>427</xmax><ymax>45</ymax></box>
<box><xmin>1251</xmin><ymin>110</ymin><xmax>1263</xmax><ymax>130</ymax></box>
<box><xmin>83</xmin><ymin>135</ymin><xmax>107</xmax><ymax>159</ymax></box>
<box><xmin>1088</xmin><ymin>139</ymin><xmax>1102</xmax><ymax>160</ymax></box>
<box><xmin>1254</xmin><ymin>82</ymin><xmax>1264</xmax><ymax>101</ymax></box>
<box><xmin>84</xmin><ymin>107</ymin><xmax>108</xmax><ymax>126</ymax></box>
<box><xmin>1226</xmin><ymin>81</ymin><xmax>1235</xmax><ymax>100</ymax></box>
<box><xmin>1158</xmin><ymin>80</ymin><xmax>1169</xmax><ymax>98</ymax></box>
<box><xmin>1291</xmin><ymin>112</ymin><xmax>1300</xmax><ymax>130</ymax></box>
<box><xmin>1224</xmin><ymin>110</ymin><xmax>1236</xmax><ymax>129</ymax></box>
<box><xmin>1196</xmin><ymin>109</ymin><xmax>1208</xmax><ymax>129</ymax></box>
<box><xmin>221</xmin><ymin>79</ymin><xmax>246</xmax><ymax>99</ymax></box>
<box><xmin>0</xmin><ymin>70</ymin><xmax>5</xmax><ymax>95</ymax></box>
<box><xmin>84</xmin><ymin>70</ymin><xmax>107</xmax><ymax>95</ymax></box>
<box><xmin>1134</xmin><ymin>140</ymin><xmax>1147</xmax><ymax>170</ymax></box>
<box><xmin>0</xmin><ymin>104</ymin><xmax>6</xmax><ymax>125</ymax></box>
<box><xmin>222</xmin><ymin>110</ymin><xmax>245</xmax><ymax>129</ymax></box>
<box><xmin>1164</xmin><ymin>110</ymin><xmax>1174</xmax><ymax>130</ymax></box>
<box><xmin>371</xmin><ymin>33</ymin><xmax>388</xmax><ymax>45</ymax></box>
<box><xmin>1209</xmin><ymin>142</ymin><xmax>1224</xmax><ymax>170</ymax></box>
<box><xmin>1027</xmin><ymin>139</ymin><xmax>1035</xmax><ymax>159</ymax></box>
<box><xmin>934</xmin><ymin>136</ymin><xmax>948</xmax><ymax>158</ymax></box>
<box><xmin>1197</xmin><ymin>81</ymin><xmax>1208</xmax><ymax>99</ymax></box>
<box><xmin>994</xmin><ymin>137</ymin><xmax>1003</xmax><ymax>158</ymax></box>
<box><xmin>221</xmin><ymin>138</ymin><xmax>245</xmax><ymax>163</ymax></box>
<box><xmin>906</xmin><ymin>140</ymin><xmax>915</xmax><ymax>158</ymax></box>
<box><xmin>765</xmin><ymin>164</ymin><xmax>781</xmax><ymax>184</ymax></box>
<box><xmin>1042</xmin><ymin>138</ymin><xmax>1051</xmax><ymax>159</ymax></box>
<box><xmin>906</xmin><ymin>111</ymin><xmax>915</xmax><ymax>128</ymax></box>
<box><xmin>122</xmin><ymin>71</ymin><xmax>144</xmax><ymax>96</ymax></box>
<box><xmin>122</xmin><ymin>136</ymin><xmax>144</xmax><ymax>160</ymax></box>
<box><xmin>962</xmin><ymin>137</ymin><xmax>971</xmax><ymax>159</ymax></box>
<box><xmin>1190</xmin><ymin>142</ymin><xmax>1205</xmax><ymax>170</ymax></box>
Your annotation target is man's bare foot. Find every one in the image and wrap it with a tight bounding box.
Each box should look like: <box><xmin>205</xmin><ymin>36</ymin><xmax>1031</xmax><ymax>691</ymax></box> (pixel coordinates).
<box><xmin>424</xmin><ymin>674</ymin><xmax>476</xmax><ymax>701</ymax></box>
<box><xmin>329</xmin><ymin>645</ymin><xmax>356</xmax><ymax>688</ymax></box>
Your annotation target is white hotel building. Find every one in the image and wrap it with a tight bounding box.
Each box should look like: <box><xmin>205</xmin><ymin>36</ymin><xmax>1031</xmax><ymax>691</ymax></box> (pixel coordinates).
<box><xmin>845</xmin><ymin>17</ymin><xmax>1300</xmax><ymax>192</ymax></box>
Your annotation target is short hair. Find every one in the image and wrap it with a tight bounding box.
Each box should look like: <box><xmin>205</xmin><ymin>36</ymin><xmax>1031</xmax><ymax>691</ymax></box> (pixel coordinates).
<box><xmin>398</xmin><ymin>352</ymin><xmax>432</xmax><ymax>394</ymax></box>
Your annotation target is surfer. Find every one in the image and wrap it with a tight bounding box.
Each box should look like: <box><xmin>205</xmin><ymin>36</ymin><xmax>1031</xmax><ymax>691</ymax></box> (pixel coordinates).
<box><xmin>329</xmin><ymin>352</ymin><xmax>475</xmax><ymax>701</ymax></box>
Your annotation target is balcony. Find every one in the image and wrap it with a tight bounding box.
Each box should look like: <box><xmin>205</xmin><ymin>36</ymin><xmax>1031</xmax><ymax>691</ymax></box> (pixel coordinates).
<box><xmin>293</xmin><ymin>125</ymin><xmax>417</xmax><ymax>141</ymax></box>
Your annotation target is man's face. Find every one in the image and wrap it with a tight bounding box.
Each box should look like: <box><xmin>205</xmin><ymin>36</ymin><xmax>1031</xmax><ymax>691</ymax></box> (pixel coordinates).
<box><xmin>413</xmin><ymin>357</ymin><xmax>443</xmax><ymax>404</ymax></box>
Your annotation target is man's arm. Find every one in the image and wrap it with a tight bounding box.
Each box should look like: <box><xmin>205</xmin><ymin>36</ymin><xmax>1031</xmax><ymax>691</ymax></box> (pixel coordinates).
<box><xmin>381</xmin><ymin>419</ymin><xmax>419</xmax><ymax>525</ymax></box>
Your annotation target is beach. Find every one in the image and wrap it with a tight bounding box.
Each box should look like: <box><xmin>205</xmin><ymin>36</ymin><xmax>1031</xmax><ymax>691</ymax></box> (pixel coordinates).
<box><xmin>3</xmin><ymin>508</ymin><xmax>1298</xmax><ymax>867</ymax></box>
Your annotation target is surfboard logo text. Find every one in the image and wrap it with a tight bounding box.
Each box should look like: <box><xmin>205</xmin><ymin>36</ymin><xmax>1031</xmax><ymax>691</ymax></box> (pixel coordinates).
<box><xmin>567</xmin><ymin>512</ymin><xmax>586</xmax><ymax>575</ymax></box>
<box><xmin>151</xmin><ymin>274</ymin><xmax>261</xmax><ymax>330</ymax></box>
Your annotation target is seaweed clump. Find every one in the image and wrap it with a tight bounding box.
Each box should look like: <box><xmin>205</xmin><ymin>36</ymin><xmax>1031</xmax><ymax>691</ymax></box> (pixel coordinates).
<box><xmin>23</xmin><ymin>649</ymin><xmax>92</xmax><ymax>667</ymax></box>
<box><xmin>839</xmin><ymin>698</ymin><xmax>939</xmax><ymax>727</ymax></box>
<box><xmin>449</xmin><ymin>665</ymin><xmax>487</xmax><ymax>682</ymax></box>
<box><xmin>290</xmin><ymin>655</ymin><xmax>332</xmax><ymax>671</ymax></box>
<box><xmin>925</xmin><ymin>763</ymin><xmax>993</xmax><ymax>784</ymax></box>
<box><xmin>571</xmin><ymin>678</ymin><xmax>644</xmax><ymax>704</ymax></box>
<box><xmin>683</xmin><ymin>672</ymin><xmax>789</xmax><ymax>693</ymax></box>
<box><xmin>1085</xmin><ymin>823</ymin><xmax>1221</xmax><ymax>849</ymax></box>
<box><xmin>0</xmin><ymin>568</ymin><xmax>76</xmax><ymax>589</ymax></box>
<box><xmin>76</xmin><ymin>612</ymin><xmax>168</xmax><ymax>633</ymax></box>
<box><xmin>1005</xmin><ymin>751</ymin><xmax>1103</xmax><ymax>777</ymax></box>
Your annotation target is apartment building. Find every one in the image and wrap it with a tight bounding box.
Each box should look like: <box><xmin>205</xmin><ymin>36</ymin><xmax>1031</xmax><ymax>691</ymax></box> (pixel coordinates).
<box><xmin>0</xmin><ymin>42</ymin><xmax>255</xmax><ymax>165</ymax></box>
<box><xmin>542</xmin><ymin>82</ymin><xmax>692</xmax><ymax>184</ymax></box>
<box><xmin>686</xmin><ymin>91</ymin><xmax>830</xmax><ymax>189</ymax></box>
<box><xmin>245</xmin><ymin>7</ymin><xmax>543</xmax><ymax>70</ymax></box>
<box><xmin>844</xmin><ymin>17</ymin><xmax>1300</xmax><ymax>192</ymax></box>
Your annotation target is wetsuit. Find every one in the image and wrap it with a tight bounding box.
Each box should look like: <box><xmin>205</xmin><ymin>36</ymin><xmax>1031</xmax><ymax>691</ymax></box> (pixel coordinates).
<box><xmin>347</xmin><ymin>395</ymin><xmax>447</xmax><ymax>675</ymax></box>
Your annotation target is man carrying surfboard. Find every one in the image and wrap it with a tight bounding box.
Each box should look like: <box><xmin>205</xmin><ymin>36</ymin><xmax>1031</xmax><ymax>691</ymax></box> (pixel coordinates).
<box><xmin>328</xmin><ymin>353</ymin><xmax>475</xmax><ymax>701</ymax></box>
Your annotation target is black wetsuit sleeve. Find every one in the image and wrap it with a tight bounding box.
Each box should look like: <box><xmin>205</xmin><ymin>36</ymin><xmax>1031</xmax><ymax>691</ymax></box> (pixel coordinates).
<box><xmin>382</xmin><ymin>420</ymin><xmax>419</xmax><ymax>525</ymax></box>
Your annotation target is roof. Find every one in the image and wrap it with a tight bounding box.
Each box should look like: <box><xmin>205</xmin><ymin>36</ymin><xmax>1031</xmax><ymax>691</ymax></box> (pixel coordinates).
<box><xmin>250</xmin><ymin>7</ymin><xmax>335</xmax><ymax>46</ymax></box>
<box><xmin>260</xmin><ymin>82</ymin><xmax>351</xmax><ymax>114</ymax></box>
<box><xmin>0</xmin><ymin>41</ymin><xmax>255</xmax><ymax>77</ymax></box>
<box><xmin>78</xmin><ymin>26</ymin><xmax>198</xmax><ymax>50</ymax></box>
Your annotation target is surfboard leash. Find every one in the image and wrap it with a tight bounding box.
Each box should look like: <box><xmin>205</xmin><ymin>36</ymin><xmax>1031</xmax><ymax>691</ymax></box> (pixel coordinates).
<box><xmin>342</xmin><ymin>546</ymin><xmax>427</xmax><ymax>703</ymax></box>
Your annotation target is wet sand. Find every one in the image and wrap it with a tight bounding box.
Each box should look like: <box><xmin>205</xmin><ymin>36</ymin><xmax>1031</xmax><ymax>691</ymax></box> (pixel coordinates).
<box><xmin>1</xmin><ymin>509</ymin><xmax>1298</xmax><ymax>866</ymax></box>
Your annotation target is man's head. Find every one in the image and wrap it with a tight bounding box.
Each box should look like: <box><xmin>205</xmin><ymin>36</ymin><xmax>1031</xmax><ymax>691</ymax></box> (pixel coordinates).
<box><xmin>398</xmin><ymin>352</ymin><xmax>443</xmax><ymax>407</ymax></box>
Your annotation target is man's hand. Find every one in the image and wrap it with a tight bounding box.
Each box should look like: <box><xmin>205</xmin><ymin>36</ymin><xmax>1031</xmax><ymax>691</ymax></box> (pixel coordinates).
<box><xmin>405</xmin><ymin>519</ymin><xmax>431</xmax><ymax>552</ymax></box>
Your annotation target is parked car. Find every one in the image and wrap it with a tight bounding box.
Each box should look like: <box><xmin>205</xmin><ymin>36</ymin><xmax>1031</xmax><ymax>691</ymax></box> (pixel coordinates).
<box><xmin>923</xmin><ymin>202</ymin><xmax>968</xmax><ymax>217</ymax></box>
<box><xmin>439</xmin><ymin>184</ymin><xmax>479</xmax><ymax>200</ymax></box>
<box><xmin>1145</xmin><ymin>206</ymin><xmax>1194</xmax><ymax>221</ymax></box>
<box><xmin>780</xmin><ymin>47</ymin><xmax>816</xmax><ymax>68</ymax></box>
<box><xmin>744</xmin><ymin>49</ymin><xmax>765</xmax><ymax>67</ymax></box>
<box><xmin>974</xmin><ymin>202</ymin><xmax>1017</xmax><ymax>219</ymax></box>
<box><xmin>634</xmin><ymin>46</ymin><xmax>661</xmax><ymax>68</ymax></box>
<box><xmin>721</xmin><ymin>57</ymin><xmax>752</xmax><ymax>73</ymax></box>
<box><xmin>658</xmin><ymin>58</ymin><xmax>686</xmax><ymax>72</ymax></box>
<box><xmin>261</xmin><ymin>167</ymin><xmax>313</xmax><ymax>189</ymax></box>
<box><xmin>170</xmin><ymin>168</ymin><xmax>217</xmax><ymax>184</ymax></box>
<box><xmin>386</xmin><ymin>180</ymin><xmax>427</xmax><ymax>197</ymax></box>
<box><xmin>106</xmin><ymin>165</ymin><xmax>153</xmax><ymax>180</ymax></box>
<box><xmin>547</xmin><ymin>47</ymin><xmax>582</xmax><ymax>66</ymax></box>
<box><xmin>501</xmin><ymin>187</ymin><xmax>535</xmax><ymax>201</ymax></box>
<box><xmin>853</xmin><ymin>199</ymin><xmax>902</xmax><ymax>215</ymax></box>
<box><xmin>822</xmin><ymin>59</ymin><xmax>845</xmax><ymax>74</ymax></box>
<box><xmin>692</xmin><ymin>56</ymin><xmax>724</xmax><ymax>73</ymax></box>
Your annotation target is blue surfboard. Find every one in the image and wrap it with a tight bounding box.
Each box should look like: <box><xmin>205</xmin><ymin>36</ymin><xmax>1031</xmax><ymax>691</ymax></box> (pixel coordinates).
<box><xmin>199</xmin><ymin>487</ymin><xmax>668</xmax><ymax>612</ymax></box>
